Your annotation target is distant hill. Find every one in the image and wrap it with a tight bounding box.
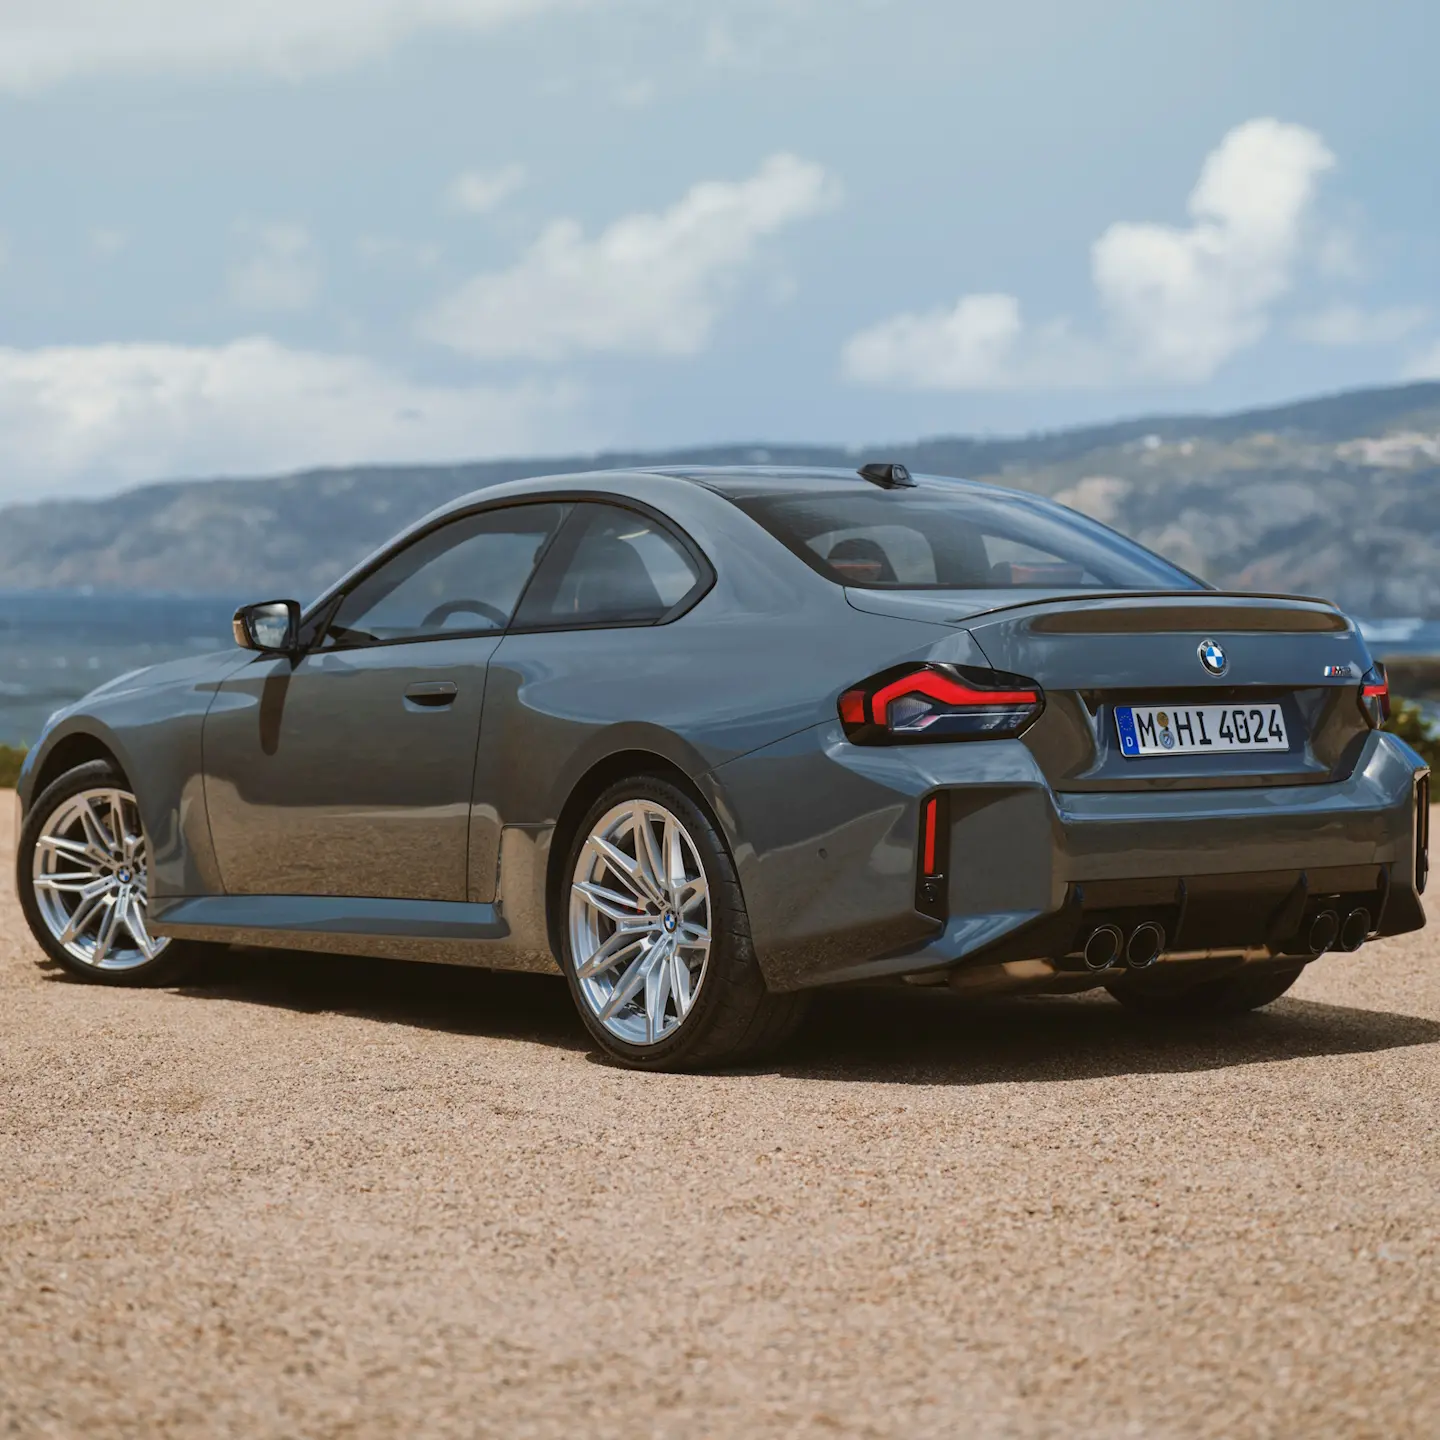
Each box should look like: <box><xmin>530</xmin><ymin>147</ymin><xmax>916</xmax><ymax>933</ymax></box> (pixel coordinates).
<box><xmin>3</xmin><ymin>381</ymin><xmax>1440</xmax><ymax>616</ymax></box>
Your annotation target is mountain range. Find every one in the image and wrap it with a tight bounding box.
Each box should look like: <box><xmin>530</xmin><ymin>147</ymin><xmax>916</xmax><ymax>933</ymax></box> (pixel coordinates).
<box><xmin>3</xmin><ymin>381</ymin><xmax>1440</xmax><ymax>617</ymax></box>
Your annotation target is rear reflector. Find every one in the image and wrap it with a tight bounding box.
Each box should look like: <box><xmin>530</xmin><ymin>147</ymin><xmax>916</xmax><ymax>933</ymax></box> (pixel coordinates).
<box><xmin>922</xmin><ymin>795</ymin><xmax>939</xmax><ymax>874</ymax></box>
<box><xmin>1418</xmin><ymin>775</ymin><xmax>1430</xmax><ymax>895</ymax></box>
<box><xmin>839</xmin><ymin>663</ymin><xmax>1044</xmax><ymax>745</ymax></box>
<box><xmin>915</xmin><ymin>791</ymin><xmax>949</xmax><ymax>918</ymax></box>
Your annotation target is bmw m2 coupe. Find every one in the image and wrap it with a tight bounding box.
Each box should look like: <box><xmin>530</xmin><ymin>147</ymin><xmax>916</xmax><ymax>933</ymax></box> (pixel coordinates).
<box><xmin>15</xmin><ymin>464</ymin><xmax>1429</xmax><ymax>1069</ymax></box>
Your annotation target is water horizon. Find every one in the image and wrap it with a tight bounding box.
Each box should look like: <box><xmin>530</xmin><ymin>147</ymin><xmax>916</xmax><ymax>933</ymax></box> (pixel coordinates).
<box><xmin>4</xmin><ymin>589</ymin><xmax>1440</xmax><ymax>748</ymax></box>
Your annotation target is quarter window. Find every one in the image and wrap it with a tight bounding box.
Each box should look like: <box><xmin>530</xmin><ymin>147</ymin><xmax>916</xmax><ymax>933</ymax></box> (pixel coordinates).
<box><xmin>323</xmin><ymin>503</ymin><xmax>566</xmax><ymax>646</ymax></box>
<box><xmin>514</xmin><ymin>503</ymin><xmax>703</xmax><ymax>629</ymax></box>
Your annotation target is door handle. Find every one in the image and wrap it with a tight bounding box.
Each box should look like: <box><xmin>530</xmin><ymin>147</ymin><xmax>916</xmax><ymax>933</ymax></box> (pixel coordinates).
<box><xmin>404</xmin><ymin>681</ymin><xmax>459</xmax><ymax>710</ymax></box>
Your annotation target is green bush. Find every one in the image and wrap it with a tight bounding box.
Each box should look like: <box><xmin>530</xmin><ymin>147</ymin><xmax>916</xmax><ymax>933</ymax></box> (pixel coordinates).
<box><xmin>0</xmin><ymin>744</ymin><xmax>26</xmax><ymax>789</ymax></box>
<box><xmin>1384</xmin><ymin>697</ymin><xmax>1440</xmax><ymax>772</ymax></box>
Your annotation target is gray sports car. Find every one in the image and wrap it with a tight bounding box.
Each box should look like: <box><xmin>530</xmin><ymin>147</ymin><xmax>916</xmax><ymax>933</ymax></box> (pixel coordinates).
<box><xmin>14</xmin><ymin>464</ymin><xmax>1429</xmax><ymax>1069</ymax></box>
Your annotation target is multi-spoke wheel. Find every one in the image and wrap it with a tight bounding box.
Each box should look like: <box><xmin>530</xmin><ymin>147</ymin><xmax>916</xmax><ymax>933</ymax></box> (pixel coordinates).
<box><xmin>560</xmin><ymin>775</ymin><xmax>809</xmax><ymax>1071</ymax></box>
<box><xmin>17</xmin><ymin>760</ymin><xmax>203</xmax><ymax>985</ymax></box>
<box><xmin>569</xmin><ymin>799</ymin><xmax>712</xmax><ymax>1046</ymax></box>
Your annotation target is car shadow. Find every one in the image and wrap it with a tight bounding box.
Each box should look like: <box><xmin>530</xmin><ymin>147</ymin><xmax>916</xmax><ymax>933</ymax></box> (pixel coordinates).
<box><xmin>169</xmin><ymin>946</ymin><xmax>590</xmax><ymax>1054</ymax></box>
<box><xmin>130</xmin><ymin>945</ymin><xmax>1440</xmax><ymax>1084</ymax></box>
<box><xmin>773</xmin><ymin>986</ymin><xmax>1440</xmax><ymax>1085</ymax></box>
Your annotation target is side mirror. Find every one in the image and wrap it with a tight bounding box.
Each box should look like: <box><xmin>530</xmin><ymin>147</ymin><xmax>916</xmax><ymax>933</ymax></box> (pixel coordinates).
<box><xmin>233</xmin><ymin>600</ymin><xmax>301</xmax><ymax>655</ymax></box>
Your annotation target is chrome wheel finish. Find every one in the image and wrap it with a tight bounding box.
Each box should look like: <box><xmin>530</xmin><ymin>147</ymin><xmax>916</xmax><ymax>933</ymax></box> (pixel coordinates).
<box><xmin>31</xmin><ymin>788</ymin><xmax>167</xmax><ymax>971</ymax></box>
<box><xmin>569</xmin><ymin>800</ymin><xmax>712</xmax><ymax>1046</ymax></box>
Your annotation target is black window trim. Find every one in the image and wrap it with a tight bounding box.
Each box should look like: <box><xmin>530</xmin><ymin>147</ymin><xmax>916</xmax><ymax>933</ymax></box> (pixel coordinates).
<box><xmin>302</xmin><ymin>493</ymin><xmax>715</xmax><ymax>653</ymax></box>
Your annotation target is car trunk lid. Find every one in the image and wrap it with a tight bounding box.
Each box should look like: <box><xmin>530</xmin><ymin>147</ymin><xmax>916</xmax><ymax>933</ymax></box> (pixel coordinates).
<box><xmin>854</xmin><ymin>589</ymin><xmax>1376</xmax><ymax>792</ymax></box>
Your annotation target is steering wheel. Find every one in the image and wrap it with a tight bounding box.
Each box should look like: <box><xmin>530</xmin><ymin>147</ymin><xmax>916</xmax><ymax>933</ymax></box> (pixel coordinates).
<box><xmin>420</xmin><ymin>598</ymin><xmax>510</xmax><ymax>630</ymax></box>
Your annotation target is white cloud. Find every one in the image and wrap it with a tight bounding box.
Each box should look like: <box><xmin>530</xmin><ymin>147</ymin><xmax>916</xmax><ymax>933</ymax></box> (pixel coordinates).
<box><xmin>1092</xmin><ymin>119</ymin><xmax>1334</xmax><ymax>381</ymax></box>
<box><xmin>0</xmin><ymin>0</ymin><xmax>584</xmax><ymax>92</ymax></box>
<box><xmin>446</xmin><ymin>164</ymin><xmax>528</xmax><ymax>215</ymax></box>
<box><xmin>91</xmin><ymin>227</ymin><xmax>127</xmax><ymax>257</ymax></box>
<box><xmin>844</xmin><ymin>118</ymin><xmax>1337</xmax><ymax>391</ymax></box>
<box><xmin>1294</xmin><ymin>303</ymin><xmax>1427</xmax><ymax>347</ymax></box>
<box><xmin>228</xmin><ymin>224</ymin><xmax>321</xmax><ymax>312</ymax></box>
<box><xmin>1402</xmin><ymin>342</ymin><xmax>1440</xmax><ymax>381</ymax></box>
<box><xmin>421</xmin><ymin>153</ymin><xmax>838</xmax><ymax>360</ymax></box>
<box><xmin>0</xmin><ymin>338</ymin><xmax>585</xmax><ymax>501</ymax></box>
<box><xmin>842</xmin><ymin>294</ymin><xmax>1103</xmax><ymax>391</ymax></box>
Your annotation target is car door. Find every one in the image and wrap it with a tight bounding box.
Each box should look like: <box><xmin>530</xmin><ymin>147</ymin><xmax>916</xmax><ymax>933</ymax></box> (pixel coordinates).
<box><xmin>466</xmin><ymin>501</ymin><xmax>710</xmax><ymax>902</ymax></box>
<box><xmin>203</xmin><ymin>502</ymin><xmax>567</xmax><ymax>901</ymax></box>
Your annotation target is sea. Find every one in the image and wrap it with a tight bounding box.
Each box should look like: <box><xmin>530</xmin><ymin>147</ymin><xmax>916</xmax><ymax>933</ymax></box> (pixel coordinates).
<box><xmin>3</xmin><ymin>590</ymin><xmax>1440</xmax><ymax>749</ymax></box>
<box><xmin>0</xmin><ymin>591</ymin><xmax>243</xmax><ymax>747</ymax></box>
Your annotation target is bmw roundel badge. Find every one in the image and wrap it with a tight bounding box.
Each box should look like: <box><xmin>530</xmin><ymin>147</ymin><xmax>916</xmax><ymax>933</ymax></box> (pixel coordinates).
<box><xmin>1198</xmin><ymin>638</ymin><xmax>1228</xmax><ymax>676</ymax></box>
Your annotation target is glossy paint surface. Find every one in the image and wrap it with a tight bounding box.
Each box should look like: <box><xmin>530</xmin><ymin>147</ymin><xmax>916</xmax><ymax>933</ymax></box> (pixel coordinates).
<box><xmin>15</xmin><ymin>467</ymin><xmax>1428</xmax><ymax>995</ymax></box>
<box><xmin>204</xmin><ymin>637</ymin><xmax>499</xmax><ymax>900</ymax></box>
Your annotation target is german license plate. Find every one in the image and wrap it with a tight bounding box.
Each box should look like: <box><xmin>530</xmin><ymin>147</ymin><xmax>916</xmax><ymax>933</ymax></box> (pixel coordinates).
<box><xmin>1114</xmin><ymin>703</ymin><xmax>1289</xmax><ymax>757</ymax></box>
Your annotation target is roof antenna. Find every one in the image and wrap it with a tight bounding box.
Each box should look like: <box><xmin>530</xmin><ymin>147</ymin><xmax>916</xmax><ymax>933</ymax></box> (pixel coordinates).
<box><xmin>858</xmin><ymin>461</ymin><xmax>914</xmax><ymax>489</ymax></box>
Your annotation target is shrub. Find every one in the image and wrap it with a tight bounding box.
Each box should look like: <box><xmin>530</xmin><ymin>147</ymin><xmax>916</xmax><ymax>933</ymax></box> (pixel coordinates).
<box><xmin>1384</xmin><ymin>697</ymin><xmax>1440</xmax><ymax>772</ymax></box>
<box><xmin>0</xmin><ymin>744</ymin><xmax>26</xmax><ymax>789</ymax></box>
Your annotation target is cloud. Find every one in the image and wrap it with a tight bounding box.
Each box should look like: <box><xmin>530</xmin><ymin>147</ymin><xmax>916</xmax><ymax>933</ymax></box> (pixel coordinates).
<box><xmin>842</xmin><ymin>294</ymin><xmax>1103</xmax><ymax>391</ymax></box>
<box><xmin>1092</xmin><ymin>119</ymin><xmax>1334</xmax><ymax>381</ymax></box>
<box><xmin>446</xmin><ymin>164</ymin><xmax>528</xmax><ymax>215</ymax></box>
<box><xmin>0</xmin><ymin>0</ymin><xmax>584</xmax><ymax>92</ymax></box>
<box><xmin>91</xmin><ymin>227</ymin><xmax>127</xmax><ymax>257</ymax></box>
<box><xmin>1294</xmin><ymin>303</ymin><xmax>1427</xmax><ymax>347</ymax></box>
<box><xmin>0</xmin><ymin>338</ymin><xmax>585</xmax><ymax>502</ymax></box>
<box><xmin>421</xmin><ymin>153</ymin><xmax>837</xmax><ymax>361</ymax></box>
<box><xmin>228</xmin><ymin>224</ymin><xmax>322</xmax><ymax>312</ymax></box>
<box><xmin>1402</xmin><ymin>342</ymin><xmax>1440</xmax><ymax>381</ymax></box>
<box><xmin>843</xmin><ymin>118</ymin><xmax>1336</xmax><ymax>391</ymax></box>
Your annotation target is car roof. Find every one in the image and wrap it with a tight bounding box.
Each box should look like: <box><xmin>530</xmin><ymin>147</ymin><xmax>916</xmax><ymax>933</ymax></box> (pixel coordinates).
<box><xmin>422</xmin><ymin>463</ymin><xmax>1064</xmax><ymax>535</ymax></box>
<box><xmin>641</xmin><ymin>465</ymin><xmax>994</xmax><ymax>499</ymax></box>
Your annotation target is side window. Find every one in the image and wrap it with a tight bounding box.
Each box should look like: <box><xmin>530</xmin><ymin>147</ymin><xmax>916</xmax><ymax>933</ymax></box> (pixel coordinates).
<box><xmin>513</xmin><ymin>503</ymin><xmax>704</xmax><ymax>629</ymax></box>
<box><xmin>324</xmin><ymin>503</ymin><xmax>566</xmax><ymax>646</ymax></box>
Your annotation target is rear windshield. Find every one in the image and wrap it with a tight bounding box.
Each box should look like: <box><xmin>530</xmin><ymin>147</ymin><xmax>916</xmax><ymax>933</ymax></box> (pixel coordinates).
<box><xmin>730</xmin><ymin>487</ymin><xmax>1202</xmax><ymax>591</ymax></box>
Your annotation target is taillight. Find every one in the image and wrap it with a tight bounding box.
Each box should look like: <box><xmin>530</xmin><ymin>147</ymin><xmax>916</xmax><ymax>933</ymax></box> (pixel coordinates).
<box><xmin>1359</xmin><ymin>662</ymin><xmax>1390</xmax><ymax>728</ymax></box>
<box><xmin>838</xmin><ymin>663</ymin><xmax>1044</xmax><ymax>744</ymax></box>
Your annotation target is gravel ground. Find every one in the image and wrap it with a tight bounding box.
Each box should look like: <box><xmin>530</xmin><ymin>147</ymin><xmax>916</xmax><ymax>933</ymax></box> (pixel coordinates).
<box><xmin>2</xmin><ymin>788</ymin><xmax>1437</xmax><ymax>1439</ymax></box>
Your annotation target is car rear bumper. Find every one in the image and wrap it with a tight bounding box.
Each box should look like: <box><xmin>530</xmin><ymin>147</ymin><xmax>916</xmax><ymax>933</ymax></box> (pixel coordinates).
<box><xmin>710</xmin><ymin>723</ymin><xmax>1428</xmax><ymax>991</ymax></box>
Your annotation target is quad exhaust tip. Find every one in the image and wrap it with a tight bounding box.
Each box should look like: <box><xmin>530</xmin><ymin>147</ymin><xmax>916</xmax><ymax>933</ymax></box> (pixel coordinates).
<box><xmin>1081</xmin><ymin>922</ymin><xmax>1166</xmax><ymax>971</ymax></box>
<box><xmin>1125</xmin><ymin>922</ymin><xmax>1166</xmax><ymax>970</ymax></box>
<box><xmin>1308</xmin><ymin>909</ymin><xmax>1339</xmax><ymax>956</ymax></box>
<box><xmin>1082</xmin><ymin>924</ymin><xmax>1124</xmax><ymax>971</ymax></box>
<box><xmin>1338</xmin><ymin>907</ymin><xmax>1372</xmax><ymax>953</ymax></box>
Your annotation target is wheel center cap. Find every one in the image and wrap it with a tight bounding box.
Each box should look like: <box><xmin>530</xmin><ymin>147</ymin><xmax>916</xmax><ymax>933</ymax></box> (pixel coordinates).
<box><xmin>117</xmin><ymin>869</ymin><xmax>132</xmax><ymax>885</ymax></box>
<box><xmin>662</xmin><ymin>911</ymin><xmax>678</xmax><ymax>933</ymax></box>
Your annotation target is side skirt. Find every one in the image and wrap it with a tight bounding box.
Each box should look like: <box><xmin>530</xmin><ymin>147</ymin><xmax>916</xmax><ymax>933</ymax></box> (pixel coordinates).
<box><xmin>150</xmin><ymin>894</ymin><xmax>561</xmax><ymax>973</ymax></box>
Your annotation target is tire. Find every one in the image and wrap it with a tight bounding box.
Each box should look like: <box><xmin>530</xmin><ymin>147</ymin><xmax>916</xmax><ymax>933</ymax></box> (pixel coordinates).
<box><xmin>16</xmin><ymin>759</ymin><xmax>208</xmax><ymax>986</ymax></box>
<box><xmin>1108</xmin><ymin>963</ymin><xmax>1305</xmax><ymax>1020</ymax></box>
<box><xmin>559</xmin><ymin>774</ymin><xmax>808</xmax><ymax>1071</ymax></box>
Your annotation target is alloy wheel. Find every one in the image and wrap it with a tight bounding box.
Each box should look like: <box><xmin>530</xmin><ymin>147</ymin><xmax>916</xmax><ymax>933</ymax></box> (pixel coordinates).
<box><xmin>569</xmin><ymin>799</ymin><xmax>712</xmax><ymax>1046</ymax></box>
<box><xmin>31</xmin><ymin>787</ymin><xmax>167</xmax><ymax>971</ymax></box>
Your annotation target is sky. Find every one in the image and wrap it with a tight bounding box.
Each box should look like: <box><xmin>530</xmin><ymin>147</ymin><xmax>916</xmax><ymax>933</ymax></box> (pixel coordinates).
<box><xmin>0</xmin><ymin>0</ymin><xmax>1437</xmax><ymax>503</ymax></box>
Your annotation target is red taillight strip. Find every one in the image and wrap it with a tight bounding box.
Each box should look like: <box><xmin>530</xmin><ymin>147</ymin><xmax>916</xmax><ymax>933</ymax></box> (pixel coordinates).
<box><xmin>922</xmin><ymin>795</ymin><xmax>939</xmax><ymax>874</ymax></box>
<box><xmin>1363</xmin><ymin>684</ymin><xmax>1388</xmax><ymax>698</ymax></box>
<box><xmin>867</xmin><ymin>670</ymin><xmax>1039</xmax><ymax>726</ymax></box>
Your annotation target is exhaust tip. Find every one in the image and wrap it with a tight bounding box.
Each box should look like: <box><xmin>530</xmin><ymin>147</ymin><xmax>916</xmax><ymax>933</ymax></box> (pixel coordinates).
<box><xmin>1339</xmin><ymin>907</ymin><xmax>1372</xmax><ymax>953</ymax></box>
<box><xmin>1125</xmin><ymin>922</ymin><xmax>1166</xmax><ymax>969</ymax></box>
<box><xmin>1082</xmin><ymin>924</ymin><xmax>1124</xmax><ymax>971</ymax></box>
<box><xmin>1308</xmin><ymin>909</ymin><xmax>1340</xmax><ymax>956</ymax></box>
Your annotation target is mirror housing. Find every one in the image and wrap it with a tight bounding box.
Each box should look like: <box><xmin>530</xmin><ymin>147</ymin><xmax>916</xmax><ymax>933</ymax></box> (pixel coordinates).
<box><xmin>233</xmin><ymin>599</ymin><xmax>301</xmax><ymax>655</ymax></box>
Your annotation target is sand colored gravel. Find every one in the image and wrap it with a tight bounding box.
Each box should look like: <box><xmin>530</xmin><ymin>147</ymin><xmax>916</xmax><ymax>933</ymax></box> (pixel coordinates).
<box><xmin>2</xmin><ymin>789</ymin><xmax>1437</xmax><ymax>1438</ymax></box>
